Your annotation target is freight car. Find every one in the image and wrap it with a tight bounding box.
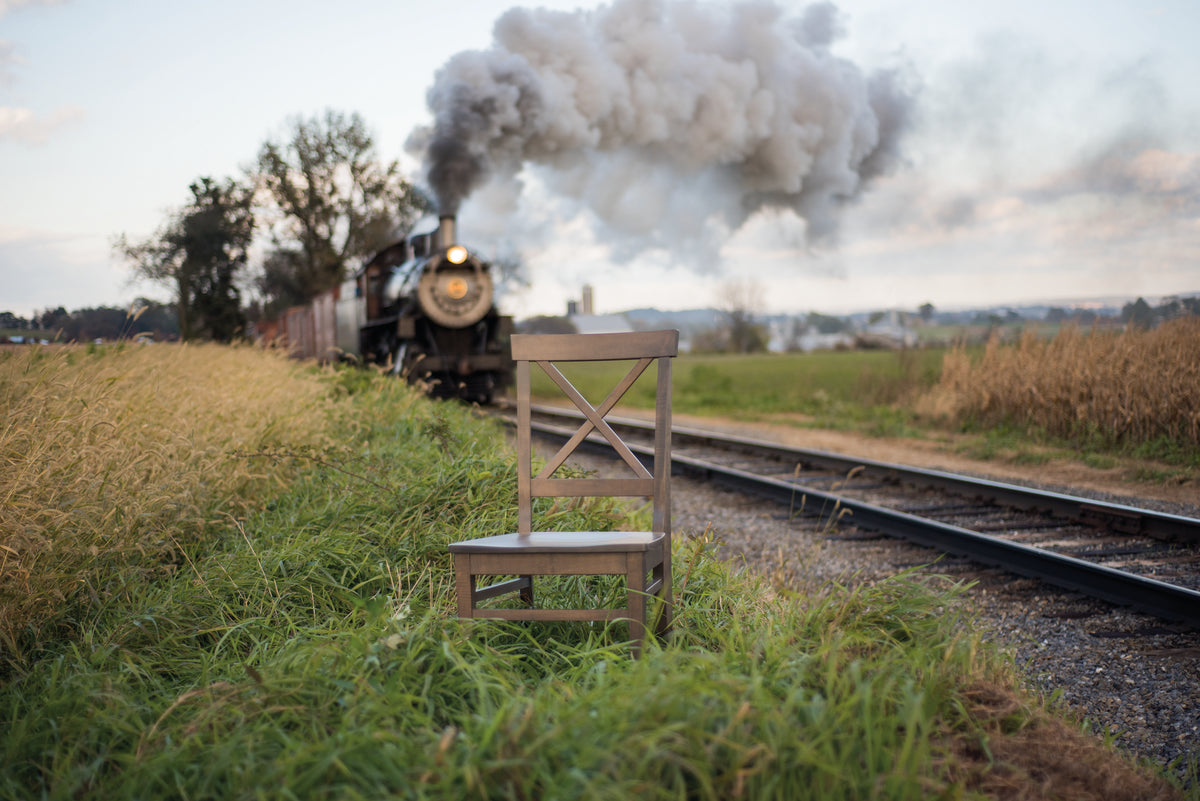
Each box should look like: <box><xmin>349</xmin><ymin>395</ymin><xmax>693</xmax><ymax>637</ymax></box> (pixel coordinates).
<box><xmin>271</xmin><ymin>215</ymin><xmax>513</xmax><ymax>404</ymax></box>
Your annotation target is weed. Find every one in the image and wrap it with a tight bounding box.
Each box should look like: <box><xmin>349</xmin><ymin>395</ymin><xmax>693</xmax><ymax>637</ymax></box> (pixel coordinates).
<box><xmin>1084</xmin><ymin>453</ymin><xmax>1119</xmax><ymax>470</ymax></box>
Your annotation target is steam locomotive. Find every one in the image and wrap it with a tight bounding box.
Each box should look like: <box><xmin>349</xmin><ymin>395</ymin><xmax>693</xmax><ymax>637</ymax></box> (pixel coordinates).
<box><xmin>281</xmin><ymin>215</ymin><xmax>513</xmax><ymax>403</ymax></box>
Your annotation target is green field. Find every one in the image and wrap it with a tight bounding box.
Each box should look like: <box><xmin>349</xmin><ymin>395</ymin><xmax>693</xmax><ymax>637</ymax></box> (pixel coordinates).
<box><xmin>1</xmin><ymin>345</ymin><xmax>1190</xmax><ymax>799</ymax></box>
<box><xmin>535</xmin><ymin>348</ymin><xmax>945</xmax><ymax>435</ymax></box>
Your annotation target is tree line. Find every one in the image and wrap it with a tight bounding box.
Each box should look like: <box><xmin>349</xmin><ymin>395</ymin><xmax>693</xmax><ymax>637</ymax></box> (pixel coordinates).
<box><xmin>113</xmin><ymin>109</ymin><xmax>431</xmax><ymax>342</ymax></box>
<box><xmin>1117</xmin><ymin>295</ymin><xmax>1200</xmax><ymax>329</ymax></box>
<box><xmin>0</xmin><ymin>302</ymin><xmax>178</xmax><ymax>343</ymax></box>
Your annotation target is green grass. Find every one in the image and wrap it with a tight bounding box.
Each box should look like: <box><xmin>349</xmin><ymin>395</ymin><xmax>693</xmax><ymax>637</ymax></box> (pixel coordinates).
<box><xmin>538</xmin><ymin>349</ymin><xmax>943</xmax><ymax>438</ymax></box>
<box><xmin>1</xmin><ymin>354</ymin><xmax>1190</xmax><ymax>800</ymax></box>
<box><xmin>945</xmin><ymin>414</ymin><xmax>1200</xmax><ymax>472</ymax></box>
<box><xmin>948</xmin><ymin>424</ymin><xmax>1057</xmax><ymax>464</ymax></box>
<box><xmin>942</xmin><ymin>416</ymin><xmax>1200</xmax><ymax>482</ymax></box>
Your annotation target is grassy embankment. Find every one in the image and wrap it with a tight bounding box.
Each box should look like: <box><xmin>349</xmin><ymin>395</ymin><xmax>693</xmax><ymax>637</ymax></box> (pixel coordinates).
<box><xmin>1</xmin><ymin>343</ymin><xmax>1190</xmax><ymax>799</ymax></box>
<box><xmin>543</xmin><ymin>319</ymin><xmax>1200</xmax><ymax>482</ymax></box>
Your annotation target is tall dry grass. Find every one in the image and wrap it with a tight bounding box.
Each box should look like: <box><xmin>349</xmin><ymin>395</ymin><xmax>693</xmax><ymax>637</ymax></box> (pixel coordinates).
<box><xmin>0</xmin><ymin>343</ymin><xmax>335</xmax><ymax>657</ymax></box>
<box><xmin>918</xmin><ymin>317</ymin><xmax>1200</xmax><ymax>450</ymax></box>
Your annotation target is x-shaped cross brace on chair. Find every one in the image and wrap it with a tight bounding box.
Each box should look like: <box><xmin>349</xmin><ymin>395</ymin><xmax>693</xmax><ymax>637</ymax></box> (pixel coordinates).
<box><xmin>533</xmin><ymin>356</ymin><xmax>654</xmax><ymax>481</ymax></box>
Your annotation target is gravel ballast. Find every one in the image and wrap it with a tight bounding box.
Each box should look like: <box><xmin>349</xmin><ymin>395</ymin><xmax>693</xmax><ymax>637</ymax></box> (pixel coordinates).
<box><xmin>668</xmin><ymin>472</ymin><xmax>1200</xmax><ymax>786</ymax></box>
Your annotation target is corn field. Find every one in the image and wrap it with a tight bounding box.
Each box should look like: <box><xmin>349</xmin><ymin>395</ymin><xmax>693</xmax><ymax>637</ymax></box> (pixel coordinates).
<box><xmin>920</xmin><ymin>317</ymin><xmax>1200</xmax><ymax>450</ymax></box>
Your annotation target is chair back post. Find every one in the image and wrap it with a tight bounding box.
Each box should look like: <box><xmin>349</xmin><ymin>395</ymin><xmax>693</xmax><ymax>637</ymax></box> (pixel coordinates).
<box><xmin>652</xmin><ymin>353</ymin><xmax>672</xmax><ymax>536</ymax></box>
<box><xmin>516</xmin><ymin>357</ymin><xmax>533</xmax><ymax>536</ymax></box>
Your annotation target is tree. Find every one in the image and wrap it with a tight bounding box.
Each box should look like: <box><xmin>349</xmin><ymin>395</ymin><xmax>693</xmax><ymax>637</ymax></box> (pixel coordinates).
<box><xmin>918</xmin><ymin>302</ymin><xmax>935</xmax><ymax>323</ymax></box>
<box><xmin>12</xmin><ymin>302</ymin><xmax>178</xmax><ymax>343</ymax></box>
<box><xmin>116</xmin><ymin>177</ymin><xmax>255</xmax><ymax>341</ymax></box>
<box><xmin>64</xmin><ymin>307</ymin><xmax>128</xmax><ymax>341</ymax></box>
<box><xmin>253</xmin><ymin>249</ymin><xmax>309</xmax><ymax>320</ymax></box>
<box><xmin>519</xmin><ymin>315</ymin><xmax>577</xmax><ymax>335</ymax></box>
<box><xmin>252</xmin><ymin>110</ymin><xmax>431</xmax><ymax>308</ymax></box>
<box><xmin>0</xmin><ymin>312</ymin><xmax>30</xmax><ymax>330</ymax></box>
<box><xmin>37</xmin><ymin>307</ymin><xmax>69</xmax><ymax>333</ymax></box>
<box><xmin>718</xmin><ymin>278</ymin><xmax>769</xmax><ymax>354</ymax></box>
<box><xmin>1121</xmin><ymin>297</ymin><xmax>1155</xmax><ymax>330</ymax></box>
<box><xmin>807</xmin><ymin>312</ymin><xmax>849</xmax><ymax>335</ymax></box>
<box><xmin>130</xmin><ymin>299</ymin><xmax>181</xmax><ymax>340</ymax></box>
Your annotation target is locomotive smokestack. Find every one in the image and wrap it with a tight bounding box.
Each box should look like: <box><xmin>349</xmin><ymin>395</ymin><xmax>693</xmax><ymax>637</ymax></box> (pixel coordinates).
<box><xmin>435</xmin><ymin>214</ymin><xmax>457</xmax><ymax>250</ymax></box>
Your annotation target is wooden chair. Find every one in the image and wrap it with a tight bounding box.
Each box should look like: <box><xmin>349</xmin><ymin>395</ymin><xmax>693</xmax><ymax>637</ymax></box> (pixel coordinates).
<box><xmin>448</xmin><ymin>330</ymin><xmax>678</xmax><ymax>656</ymax></box>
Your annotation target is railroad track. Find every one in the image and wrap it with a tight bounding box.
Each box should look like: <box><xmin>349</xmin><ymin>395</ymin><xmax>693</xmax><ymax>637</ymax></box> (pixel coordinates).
<box><xmin>515</xmin><ymin>404</ymin><xmax>1200</xmax><ymax>629</ymax></box>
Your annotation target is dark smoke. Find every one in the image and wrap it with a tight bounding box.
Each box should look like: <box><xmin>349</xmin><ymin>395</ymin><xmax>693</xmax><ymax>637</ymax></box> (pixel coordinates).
<box><xmin>408</xmin><ymin>0</ymin><xmax>914</xmax><ymax>244</ymax></box>
<box><xmin>417</xmin><ymin>53</ymin><xmax>545</xmax><ymax>215</ymax></box>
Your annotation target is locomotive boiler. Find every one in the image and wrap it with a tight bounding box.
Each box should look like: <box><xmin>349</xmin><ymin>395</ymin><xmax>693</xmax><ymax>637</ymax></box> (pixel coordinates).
<box><xmin>333</xmin><ymin>215</ymin><xmax>513</xmax><ymax>403</ymax></box>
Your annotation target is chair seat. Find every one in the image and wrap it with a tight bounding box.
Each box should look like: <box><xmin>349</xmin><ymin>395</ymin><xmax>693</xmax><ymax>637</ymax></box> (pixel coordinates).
<box><xmin>449</xmin><ymin>530</ymin><xmax>665</xmax><ymax>554</ymax></box>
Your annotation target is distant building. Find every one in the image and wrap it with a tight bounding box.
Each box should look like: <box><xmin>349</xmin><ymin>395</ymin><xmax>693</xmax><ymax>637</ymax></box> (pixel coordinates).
<box><xmin>794</xmin><ymin>329</ymin><xmax>856</xmax><ymax>352</ymax></box>
<box><xmin>568</xmin><ymin>314</ymin><xmax>634</xmax><ymax>335</ymax></box>
<box><xmin>767</xmin><ymin>319</ymin><xmax>854</xmax><ymax>352</ymax></box>
<box><xmin>565</xmin><ymin>285</ymin><xmax>628</xmax><ymax>333</ymax></box>
<box><xmin>857</xmin><ymin>310</ymin><xmax>918</xmax><ymax>349</ymax></box>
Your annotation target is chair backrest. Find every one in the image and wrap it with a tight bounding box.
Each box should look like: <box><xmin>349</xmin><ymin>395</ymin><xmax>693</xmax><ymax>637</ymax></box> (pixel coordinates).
<box><xmin>511</xmin><ymin>330</ymin><xmax>678</xmax><ymax>536</ymax></box>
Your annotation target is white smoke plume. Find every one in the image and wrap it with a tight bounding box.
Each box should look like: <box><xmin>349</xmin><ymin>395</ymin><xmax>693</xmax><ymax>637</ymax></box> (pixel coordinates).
<box><xmin>407</xmin><ymin>0</ymin><xmax>913</xmax><ymax>252</ymax></box>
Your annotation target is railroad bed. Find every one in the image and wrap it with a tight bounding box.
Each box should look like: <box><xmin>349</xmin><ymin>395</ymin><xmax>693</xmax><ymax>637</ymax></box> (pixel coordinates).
<box><xmin>513</xmin><ymin>405</ymin><xmax>1200</xmax><ymax>784</ymax></box>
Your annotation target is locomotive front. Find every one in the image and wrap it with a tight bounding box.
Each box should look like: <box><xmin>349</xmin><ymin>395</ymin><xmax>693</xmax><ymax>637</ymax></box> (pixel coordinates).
<box><xmin>345</xmin><ymin>215</ymin><xmax>512</xmax><ymax>403</ymax></box>
<box><xmin>413</xmin><ymin>216</ymin><xmax>494</xmax><ymax>329</ymax></box>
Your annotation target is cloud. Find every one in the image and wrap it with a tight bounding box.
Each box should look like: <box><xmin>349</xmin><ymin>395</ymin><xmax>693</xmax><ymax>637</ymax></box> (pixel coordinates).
<box><xmin>829</xmin><ymin>25</ymin><xmax>1200</xmax><ymax>262</ymax></box>
<box><xmin>1</xmin><ymin>1</ymin><xmax>77</xmax><ymax>139</ymax></box>
<box><xmin>1129</xmin><ymin>149</ymin><xmax>1200</xmax><ymax>197</ymax></box>
<box><xmin>1032</xmin><ymin>139</ymin><xmax>1200</xmax><ymax>208</ymax></box>
<box><xmin>3</xmin><ymin>1</ymin><xmax>72</xmax><ymax>86</ymax></box>
<box><xmin>0</xmin><ymin>104</ymin><xmax>84</xmax><ymax>144</ymax></box>
<box><xmin>0</xmin><ymin>40</ymin><xmax>21</xmax><ymax>85</ymax></box>
<box><xmin>0</xmin><ymin>0</ymin><xmax>66</xmax><ymax>18</ymax></box>
<box><xmin>0</xmin><ymin>227</ymin><xmax>144</xmax><ymax>317</ymax></box>
<box><xmin>909</xmin><ymin>31</ymin><xmax>1186</xmax><ymax>190</ymax></box>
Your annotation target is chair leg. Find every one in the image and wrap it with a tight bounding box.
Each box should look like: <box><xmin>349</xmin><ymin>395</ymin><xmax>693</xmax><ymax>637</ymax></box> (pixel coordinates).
<box><xmin>519</xmin><ymin>574</ymin><xmax>535</xmax><ymax>606</ymax></box>
<box><xmin>655</xmin><ymin>556</ymin><xmax>673</xmax><ymax>636</ymax></box>
<box><xmin>626</xmin><ymin>555</ymin><xmax>647</xmax><ymax>658</ymax></box>
<box><xmin>453</xmin><ymin>554</ymin><xmax>477</xmax><ymax>617</ymax></box>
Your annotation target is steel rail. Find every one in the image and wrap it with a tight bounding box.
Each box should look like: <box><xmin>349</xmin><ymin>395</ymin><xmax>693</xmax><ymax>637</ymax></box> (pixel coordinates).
<box><xmin>521</xmin><ymin>412</ymin><xmax>1200</xmax><ymax>629</ymax></box>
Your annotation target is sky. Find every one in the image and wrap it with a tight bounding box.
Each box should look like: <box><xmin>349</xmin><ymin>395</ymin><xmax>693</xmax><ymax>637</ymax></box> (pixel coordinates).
<box><xmin>2</xmin><ymin>0</ymin><xmax>1198</xmax><ymax>321</ymax></box>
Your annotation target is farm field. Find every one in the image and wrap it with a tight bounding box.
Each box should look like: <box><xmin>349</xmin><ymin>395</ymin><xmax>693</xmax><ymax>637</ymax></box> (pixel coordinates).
<box><xmin>534</xmin><ymin>319</ymin><xmax>1200</xmax><ymax>491</ymax></box>
<box><xmin>539</xmin><ymin>347</ymin><xmax>943</xmax><ymax>424</ymax></box>
<box><xmin>0</xmin><ymin>343</ymin><xmax>1192</xmax><ymax>800</ymax></box>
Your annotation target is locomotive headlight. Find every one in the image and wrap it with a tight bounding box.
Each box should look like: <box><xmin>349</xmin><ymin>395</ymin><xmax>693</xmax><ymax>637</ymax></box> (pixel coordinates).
<box><xmin>446</xmin><ymin>245</ymin><xmax>468</xmax><ymax>265</ymax></box>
